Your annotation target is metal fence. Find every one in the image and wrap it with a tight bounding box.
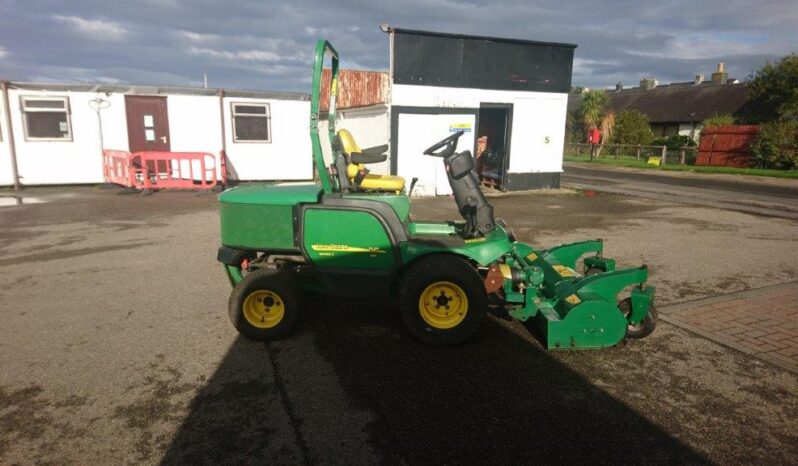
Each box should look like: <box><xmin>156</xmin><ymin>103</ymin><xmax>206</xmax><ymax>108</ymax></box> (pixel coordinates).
<box><xmin>565</xmin><ymin>143</ymin><xmax>699</xmax><ymax>165</ymax></box>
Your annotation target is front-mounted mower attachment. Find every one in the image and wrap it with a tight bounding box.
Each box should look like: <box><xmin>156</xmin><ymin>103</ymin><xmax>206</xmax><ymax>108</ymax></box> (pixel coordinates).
<box><xmin>496</xmin><ymin>239</ymin><xmax>656</xmax><ymax>349</ymax></box>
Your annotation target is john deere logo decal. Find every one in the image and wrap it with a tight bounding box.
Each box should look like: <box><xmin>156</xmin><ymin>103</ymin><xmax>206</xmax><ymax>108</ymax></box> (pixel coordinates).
<box><xmin>311</xmin><ymin>244</ymin><xmax>386</xmax><ymax>254</ymax></box>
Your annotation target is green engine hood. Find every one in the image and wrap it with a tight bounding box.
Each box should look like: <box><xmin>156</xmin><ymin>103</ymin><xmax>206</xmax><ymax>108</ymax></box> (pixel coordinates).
<box><xmin>219</xmin><ymin>183</ymin><xmax>323</xmax><ymax>205</ymax></box>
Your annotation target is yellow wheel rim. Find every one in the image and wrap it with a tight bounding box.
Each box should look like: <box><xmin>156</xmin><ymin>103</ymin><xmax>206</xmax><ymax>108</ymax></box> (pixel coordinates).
<box><xmin>418</xmin><ymin>281</ymin><xmax>469</xmax><ymax>329</ymax></box>
<box><xmin>242</xmin><ymin>290</ymin><xmax>285</xmax><ymax>329</ymax></box>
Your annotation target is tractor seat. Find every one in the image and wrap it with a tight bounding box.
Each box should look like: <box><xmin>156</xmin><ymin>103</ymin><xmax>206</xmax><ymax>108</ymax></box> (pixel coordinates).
<box><xmin>337</xmin><ymin>129</ymin><xmax>405</xmax><ymax>192</ymax></box>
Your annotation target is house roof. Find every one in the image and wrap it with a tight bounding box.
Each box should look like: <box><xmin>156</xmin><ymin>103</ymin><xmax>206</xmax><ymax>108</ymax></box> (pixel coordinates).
<box><xmin>5</xmin><ymin>81</ymin><xmax>309</xmax><ymax>101</ymax></box>
<box><xmin>568</xmin><ymin>82</ymin><xmax>750</xmax><ymax>123</ymax></box>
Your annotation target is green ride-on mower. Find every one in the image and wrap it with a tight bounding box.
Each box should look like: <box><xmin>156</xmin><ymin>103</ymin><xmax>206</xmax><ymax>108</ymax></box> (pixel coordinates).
<box><xmin>216</xmin><ymin>39</ymin><xmax>657</xmax><ymax>349</ymax></box>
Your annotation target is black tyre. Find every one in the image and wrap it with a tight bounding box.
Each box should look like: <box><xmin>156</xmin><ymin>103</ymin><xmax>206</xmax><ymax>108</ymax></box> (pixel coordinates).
<box><xmin>618</xmin><ymin>297</ymin><xmax>657</xmax><ymax>339</ymax></box>
<box><xmin>399</xmin><ymin>255</ymin><xmax>487</xmax><ymax>346</ymax></box>
<box><xmin>228</xmin><ymin>268</ymin><xmax>300</xmax><ymax>341</ymax></box>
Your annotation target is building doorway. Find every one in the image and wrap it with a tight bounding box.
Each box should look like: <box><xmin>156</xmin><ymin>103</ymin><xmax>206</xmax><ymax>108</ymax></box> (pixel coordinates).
<box><xmin>125</xmin><ymin>96</ymin><xmax>171</xmax><ymax>153</ymax></box>
<box><xmin>476</xmin><ymin>103</ymin><xmax>512</xmax><ymax>190</ymax></box>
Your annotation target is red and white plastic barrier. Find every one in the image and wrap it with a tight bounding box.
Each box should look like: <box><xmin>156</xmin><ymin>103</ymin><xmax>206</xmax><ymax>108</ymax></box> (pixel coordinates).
<box><xmin>102</xmin><ymin>150</ymin><xmax>222</xmax><ymax>190</ymax></box>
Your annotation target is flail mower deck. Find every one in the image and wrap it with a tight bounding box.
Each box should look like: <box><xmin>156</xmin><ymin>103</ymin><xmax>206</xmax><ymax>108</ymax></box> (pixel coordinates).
<box><xmin>216</xmin><ymin>39</ymin><xmax>656</xmax><ymax>349</ymax></box>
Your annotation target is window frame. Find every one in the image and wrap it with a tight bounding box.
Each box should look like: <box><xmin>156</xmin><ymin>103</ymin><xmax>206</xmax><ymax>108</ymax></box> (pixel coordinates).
<box><xmin>230</xmin><ymin>101</ymin><xmax>271</xmax><ymax>144</ymax></box>
<box><xmin>20</xmin><ymin>95</ymin><xmax>73</xmax><ymax>142</ymax></box>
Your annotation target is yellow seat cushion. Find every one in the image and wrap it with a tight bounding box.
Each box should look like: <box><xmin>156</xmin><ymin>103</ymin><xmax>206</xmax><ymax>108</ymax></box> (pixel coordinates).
<box><xmin>359</xmin><ymin>174</ymin><xmax>405</xmax><ymax>191</ymax></box>
<box><xmin>338</xmin><ymin>128</ymin><xmax>405</xmax><ymax>192</ymax></box>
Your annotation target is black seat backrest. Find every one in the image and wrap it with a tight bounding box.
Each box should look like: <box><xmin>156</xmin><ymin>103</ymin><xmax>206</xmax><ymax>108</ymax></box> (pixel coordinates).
<box><xmin>443</xmin><ymin>150</ymin><xmax>495</xmax><ymax>237</ymax></box>
<box><xmin>331</xmin><ymin>135</ymin><xmax>351</xmax><ymax>192</ymax></box>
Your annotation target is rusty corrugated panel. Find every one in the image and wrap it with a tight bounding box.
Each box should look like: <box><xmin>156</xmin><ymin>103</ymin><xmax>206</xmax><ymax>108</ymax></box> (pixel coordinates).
<box><xmin>319</xmin><ymin>69</ymin><xmax>388</xmax><ymax>111</ymax></box>
<box><xmin>696</xmin><ymin>125</ymin><xmax>759</xmax><ymax>167</ymax></box>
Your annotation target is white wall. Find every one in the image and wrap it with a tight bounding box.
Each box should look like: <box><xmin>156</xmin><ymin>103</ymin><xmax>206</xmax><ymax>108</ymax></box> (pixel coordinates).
<box><xmin>0</xmin><ymin>87</ymin><xmax>313</xmax><ymax>186</ymax></box>
<box><xmin>395</xmin><ymin>113</ymin><xmax>476</xmax><ymax>196</ymax></box>
<box><xmin>391</xmin><ymin>84</ymin><xmax>568</xmax><ymax>175</ymax></box>
<box><xmin>1</xmin><ymin>89</ymin><xmax>127</xmax><ymax>185</ymax></box>
<box><xmin>678</xmin><ymin>123</ymin><xmax>702</xmax><ymax>141</ymax></box>
<box><xmin>318</xmin><ymin>105</ymin><xmax>390</xmax><ymax>175</ymax></box>
<box><xmin>0</xmin><ymin>91</ymin><xmax>13</xmax><ymax>186</ymax></box>
<box><xmin>223</xmin><ymin>97</ymin><xmax>312</xmax><ymax>181</ymax></box>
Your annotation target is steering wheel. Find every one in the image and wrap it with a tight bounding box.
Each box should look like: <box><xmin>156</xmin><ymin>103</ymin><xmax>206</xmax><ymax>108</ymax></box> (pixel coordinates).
<box><xmin>423</xmin><ymin>131</ymin><xmax>465</xmax><ymax>157</ymax></box>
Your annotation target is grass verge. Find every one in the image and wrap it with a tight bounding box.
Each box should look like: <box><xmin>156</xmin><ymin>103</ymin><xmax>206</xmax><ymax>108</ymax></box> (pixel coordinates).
<box><xmin>564</xmin><ymin>155</ymin><xmax>798</xmax><ymax>180</ymax></box>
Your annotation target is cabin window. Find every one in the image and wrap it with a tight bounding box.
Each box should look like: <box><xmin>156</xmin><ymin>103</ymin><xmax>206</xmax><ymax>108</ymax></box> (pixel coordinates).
<box><xmin>231</xmin><ymin>102</ymin><xmax>271</xmax><ymax>143</ymax></box>
<box><xmin>21</xmin><ymin>96</ymin><xmax>72</xmax><ymax>141</ymax></box>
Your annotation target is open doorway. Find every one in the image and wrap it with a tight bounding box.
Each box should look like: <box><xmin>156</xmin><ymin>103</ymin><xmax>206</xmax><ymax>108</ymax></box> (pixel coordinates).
<box><xmin>476</xmin><ymin>103</ymin><xmax>512</xmax><ymax>191</ymax></box>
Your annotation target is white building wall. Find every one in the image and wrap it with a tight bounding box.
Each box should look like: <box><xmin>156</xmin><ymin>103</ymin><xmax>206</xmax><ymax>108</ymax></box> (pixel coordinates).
<box><xmin>391</xmin><ymin>84</ymin><xmax>568</xmax><ymax>175</ymax></box>
<box><xmin>0</xmin><ymin>90</ymin><xmax>13</xmax><ymax>186</ymax></box>
<box><xmin>678</xmin><ymin>123</ymin><xmax>703</xmax><ymax>141</ymax></box>
<box><xmin>166</xmin><ymin>95</ymin><xmax>221</xmax><ymax>153</ymax></box>
<box><xmin>3</xmin><ymin>89</ymin><xmax>125</xmax><ymax>185</ymax></box>
<box><xmin>222</xmin><ymin>97</ymin><xmax>312</xmax><ymax>181</ymax></box>
<box><xmin>318</xmin><ymin>105</ymin><xmax>390</xmax><ymax>175</ymax></box>
<box><xmin>0</xmin><ymin>86</ymin><xmax>312</xmax><ymax>186</ymax></box>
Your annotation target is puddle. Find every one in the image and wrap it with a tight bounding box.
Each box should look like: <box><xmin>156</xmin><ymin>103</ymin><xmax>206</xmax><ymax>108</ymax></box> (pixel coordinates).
<box><xmin>0</xmin><ymin>196</ymin><xmax>46</xmax><ymax>207</ymax></box>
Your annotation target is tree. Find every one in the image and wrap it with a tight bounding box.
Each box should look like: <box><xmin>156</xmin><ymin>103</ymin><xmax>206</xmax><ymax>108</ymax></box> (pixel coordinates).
<box><xmin>750</xmin><ymin>120</ymin><xmax>798</xmax><ymax>169</ymax></box>
<box><xmin>611</xmin><ymin>110</ymin><xmax>653</xmax><ymax>145</ymax></box>
<box><xmin>565</xmin><ymin>109</ymin><xmax>584</xmax><ymax>144</ymax></box>
<box><xmin>579</xmin><ymin>89</ymin><xmax>615</xmax><ymax>158</ymax></box>
<box><xmin>747</xmin><ymin>53</ymin><xmax>798</xmax><ymax>122</ymax></box>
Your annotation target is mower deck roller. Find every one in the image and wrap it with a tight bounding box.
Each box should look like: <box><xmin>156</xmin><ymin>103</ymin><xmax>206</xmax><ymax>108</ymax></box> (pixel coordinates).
<box><xmin>216</xmin><ymin>39</ymin><xmax>656</xmax><ymax>349</ymax></box>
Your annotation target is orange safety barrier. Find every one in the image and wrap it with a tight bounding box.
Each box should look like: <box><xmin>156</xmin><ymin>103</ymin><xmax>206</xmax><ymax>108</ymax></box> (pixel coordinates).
<box><xmin>103</xmin><ymin>149</ymin><xmax>138</xmax><ymax>188</ymax></box>
<box><xmin>102</xmin><ymin>150</ymin><xmax>222</xmax><ymax>190</ymax></box>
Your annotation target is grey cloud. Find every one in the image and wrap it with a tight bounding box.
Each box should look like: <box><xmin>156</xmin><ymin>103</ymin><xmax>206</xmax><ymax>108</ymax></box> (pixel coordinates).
<box><xmin>0</xmin><ymin>0</ymin><xmax>794</xmax><ymax>91</ymax></box>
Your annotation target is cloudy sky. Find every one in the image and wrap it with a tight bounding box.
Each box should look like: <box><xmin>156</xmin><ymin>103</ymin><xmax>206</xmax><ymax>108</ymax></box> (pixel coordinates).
<box><xmin>0</xmin><ymin>0</ymin><xmax>795</xmax><ymax>91</ymax></box>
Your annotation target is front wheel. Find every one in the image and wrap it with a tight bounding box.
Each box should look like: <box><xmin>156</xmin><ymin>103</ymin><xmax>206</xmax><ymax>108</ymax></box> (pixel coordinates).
<box><xmin>398</xmin><ymin>255</ymin><xmax>487</xmax><ymax>346</ymax></box>
<box><xmin>618</xmin><ymin>298</ymin><xmax>657</xmax><ymax>339</ymax></box>
<box><xmin>228</xmin><ymin>268</ymin><xmax>300</xmax><ymax>341</ymax></box>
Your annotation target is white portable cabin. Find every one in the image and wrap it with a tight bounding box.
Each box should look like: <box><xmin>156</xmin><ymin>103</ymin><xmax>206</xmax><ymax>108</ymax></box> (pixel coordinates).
<box><xmin>385</xmin><ymin>28</ymin><xmax>576</xmax><ymax>195</ymax></box>
<box><xmin>0</xmin><ymin>82</ymin><xmax>312</xmax><ymax>187</ymax></box>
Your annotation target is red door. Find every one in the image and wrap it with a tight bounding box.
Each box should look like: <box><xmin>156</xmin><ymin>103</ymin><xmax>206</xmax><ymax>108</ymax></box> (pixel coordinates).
<box><xmin>125</xmin><ymin>96</ymin><xmax>171</xmax><ymax>152</ymax></box>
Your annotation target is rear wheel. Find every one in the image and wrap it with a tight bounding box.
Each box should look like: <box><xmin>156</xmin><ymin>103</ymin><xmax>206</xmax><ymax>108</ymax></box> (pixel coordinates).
<box><xmin>228</xmin><ymin>268</ymin><xmax>300</xmax><ymax>341</ymax></box>
<box><xmin>399</xmin><ymin>255</ymin><xmax>487</xmax><ymax>346</ymax></box>
<box><xmin>618</xmin><ymin>297</ymin><xmax>657</xmax><ymax>339</ymax></box>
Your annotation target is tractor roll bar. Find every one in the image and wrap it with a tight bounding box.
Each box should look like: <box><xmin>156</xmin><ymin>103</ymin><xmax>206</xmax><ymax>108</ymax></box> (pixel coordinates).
<box><xmin>309</xmin><ymin>39</ymin><xmax>339</xmax><ymax>194</ymax></box>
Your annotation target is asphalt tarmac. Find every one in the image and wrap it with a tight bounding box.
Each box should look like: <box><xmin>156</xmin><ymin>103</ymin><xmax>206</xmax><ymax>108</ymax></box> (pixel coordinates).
<box><xmin>1</xmin><ymin>187</ymin><xmax>796</xmax><ymax>465</ymax></box>
<box><xmin>562</xmin><ymin>162</ymin><xmax>798</xmax><ymax>220</ymax></box>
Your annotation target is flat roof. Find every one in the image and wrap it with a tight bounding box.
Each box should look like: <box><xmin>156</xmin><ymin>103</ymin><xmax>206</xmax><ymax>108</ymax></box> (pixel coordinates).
<box><xmin>5</xmin><ymin>81</ymin><xmax>310</xmax><ymax>101</ymax></box>
<box><xmin>386</xmin><ymin>26</ymin><xmax>578</xmax><ymax>50</ymax></box>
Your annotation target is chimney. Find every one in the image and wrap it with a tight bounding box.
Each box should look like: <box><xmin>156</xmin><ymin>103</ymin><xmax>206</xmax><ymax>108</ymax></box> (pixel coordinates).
<box><xmin>639</xmin><ymin>78</ymin><xmax>658</xmax><ymax>90</ymax></box>
<box><xmin>694</xmin><ymin>74</ymin><xmax>704</xmax><ymax>85</ymax></box>
<box><xmin>711</xmin><ymin>63</ymin><xmax>728</xmax><ymax>85</ymax></box>
<box><xmin>615</xmin><ymin>81</ymin><xmax>623</xmax><ymax>92</ymax></box>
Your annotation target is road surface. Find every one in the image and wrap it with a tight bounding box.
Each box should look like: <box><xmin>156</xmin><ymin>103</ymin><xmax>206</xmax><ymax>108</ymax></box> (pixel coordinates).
<box><xmin>1</xmin><ymin>188</ymin><xmax>796</xmax><ymax>465</ymax></box>
<box><xmin>562</xmin><ymin>163</ymin><xmax>798</xmax><ymax>220</ymax></box>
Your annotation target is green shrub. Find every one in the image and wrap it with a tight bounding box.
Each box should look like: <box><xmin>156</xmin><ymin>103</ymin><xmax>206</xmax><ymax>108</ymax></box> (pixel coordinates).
<box><xmin>702</xmin><ymin>113</ymin><xmax>735</xmax><ymax>127</ymax></box>
<box><xmin>651</xmin><ymin>135</ymin><xmax>696</xmax><ymax>149</ymax></box>
<box><xmin>611</xmin><ymin>110</ymin><xmax>653</xmax><ymax>145</ymax></box>
<box><xmin>565</xmin><ymin>110</ymin><xmax>585</xmax><ymax>144</ymax></box>
<box><xmin>750</xmin><ymin>120</ymin><xmax>798</xmax><ymax>169</ymax></box>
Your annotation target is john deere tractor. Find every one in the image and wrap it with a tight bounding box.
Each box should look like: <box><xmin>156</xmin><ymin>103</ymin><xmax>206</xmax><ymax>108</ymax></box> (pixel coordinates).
<box><xmin>216</xmin><ymin>40</ymin><xmax>656</xmax><ymax>348</ymax></box>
